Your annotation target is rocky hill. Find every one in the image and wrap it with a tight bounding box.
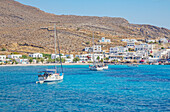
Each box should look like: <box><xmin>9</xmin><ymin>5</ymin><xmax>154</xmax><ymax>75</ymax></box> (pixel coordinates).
<box><xmin>0</xmin><ymin>0</ymin><xmax>170</xmax><ymax>54</ymax></box>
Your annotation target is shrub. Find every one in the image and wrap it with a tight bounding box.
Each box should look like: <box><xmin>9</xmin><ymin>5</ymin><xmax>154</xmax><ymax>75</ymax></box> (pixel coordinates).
<box><xmin>1</xmin><ymin>48</ymin><xmax>6</xmax><ymax>51</ymax></box>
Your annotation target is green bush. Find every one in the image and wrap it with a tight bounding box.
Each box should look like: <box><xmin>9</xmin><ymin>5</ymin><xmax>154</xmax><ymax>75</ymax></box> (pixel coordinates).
<box><xmin>1</xmin><ymin>48</ymin><xmax>6</xmax><ymax>51</ymax></box>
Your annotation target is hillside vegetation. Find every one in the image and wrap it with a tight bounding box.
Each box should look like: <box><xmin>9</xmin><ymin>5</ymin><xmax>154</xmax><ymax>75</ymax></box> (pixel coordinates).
<box><xmin>0</xmin><ymin>0</ymin><xmax>170</xmax><ymax>54</ymax></box>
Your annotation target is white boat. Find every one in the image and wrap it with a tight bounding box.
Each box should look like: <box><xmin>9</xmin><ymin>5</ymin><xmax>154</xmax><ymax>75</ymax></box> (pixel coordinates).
<box><xmin>36</xmin><ymin>24</ymin><xmax>64</xmax><ymax>83</ymax></box>
<box><xmin>102</xmin><ymin>64</ymin><xmax>108</xmax><ymax>69</ymax></box>
<box><xmin>127</xmin><ymin>64</ymin><xmax>138</xmax><ymax>67</ymax></box>
<box><xmin>37</xmin><ymin>69</ymin><xmax>63</xmax><ymax>83</ymax></box>
<box><xmin>89</xmin><ymin>32</ymin><xmax>103</xmax><ymax>71</ymax></box>
<box><xmin>89</xmin><ymin>65</ymin><xmax>103</xmax><ymax>71</ymax></box>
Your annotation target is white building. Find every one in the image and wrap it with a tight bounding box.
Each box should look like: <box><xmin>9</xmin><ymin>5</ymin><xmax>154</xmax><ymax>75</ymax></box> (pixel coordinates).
<box><xmin>29</xmin><ymin>53</ymin><xmax>43</xmax><ymax>58</ymax></box>
<box><xmin>76</xmin><ymin>53</ymin><xmax>104</xmax><ymax>62</ymax></box>
<box><xmin>85</xmin><ymin>45</ymin><xmax>102</xmax><ymax>53</ymax></box>
<box><xmin>135</xmin><ymin>44</ymin><xmax>153</xmax><ymax>52</ymax></box>
<box><xmin>8</xmin><ymin>54</ymin><xmax>22</xmax><ymax>59</ymax></box>
<box><xmin>153</xmin><ymin>49</ymin><xmax>170</xmax><ymax>59</ymax></box>
<box><xmin>51</xmin><ymin>54</ymin><xmax>66</xmax><ymax>59</ymax></box>
<box><xmin>121</xmin><ymin>39</ymin><xmax>129</xmax><ymax>42</ymax></box>
<box><xmin>127</xmin><ymin>42</ymin><xmax>135</xmax><ymax>48</ymax></box>
<box><xmin>110</xmin><ymin>46</ymin><xmax>128</xmax><ymax>53</ymax></box>
<box><xmin>85</xmin><ymin>47</ymin><xmax>93</xmax><ymax>52</ymax></box>
<box><xmin>159</xmin><ymin>38</ymin><xmax>169</xmax><ymax>44</ymax></box>
<box><xmin>65</xmin><ymin>54</ymin><xmax>74</xmax><ymax>63</ymax></box>
<box><xmin>93</xmin><ymin>45</ymin><xmax>102</xmax><ymax>52</ymax></box>
<box><xmin>15</xmin><ymin>59</ymin><xmax>28</xmax><ymax>64</ymax></box>
<box><xmin>99</xmin><ymin>37</ymin><xmax>111</xmax><ymax>43</ymax></box>
<box><xmin>109</xmin><ymin>51</ymin><xmax>146</xmax><ymax>62</ymax></box>
<box><xmin>0</xmin><ymin>55</ymin><xmax>6</xmax><ymax>61</ymax></box>
<box><xmin>146</xmin><ymin>40</ymin><xmax>156</xmax><ymax>43</ymax></box>
<box><xmin>121</xmin><ymin>39</ymin><xmax>137</xmax><ymax>43</ymax></box>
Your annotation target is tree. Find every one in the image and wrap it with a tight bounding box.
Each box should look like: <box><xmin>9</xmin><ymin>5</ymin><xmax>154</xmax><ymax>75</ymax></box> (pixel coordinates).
<box><xmin>47</xmin><ymin>59</ymin><xmax>55</xmax><ymax>63</ymax></box>
<box><xmin>96</xmin><ymin>56</ymin><xmax>100</xmax><ymax>62</ymax></box>
<box><xmin>43</xmin><ymin>53</ymin><xmax>51</xmax><ymax>59</ymax></box>
<box><xmin>85</xmin><ymin>41</ymin><xmax>90</xmax><ymax>45</ymax></box>
<box><xmin>36</xmin><ymin>58</ymin><xmax>40</xmax><ymax>63</ymax></box>
<box><xmin>100</xmin><ymin>59</ymin><xmax>103</xmax><ymax>63</ymax></box>
<box><xmin>1</xmin><ymin>48</ymin><xmax>6</xmax><ymax>51</ymax></box>
<box><xmin>67</xmin><ymin>56</ymin><xmax>70</xmax><ymax>59</ymax></box>
<box><xmin>105</xmin><ymin>57</ymin><xmax>109</xmax><ymax>62</ymax></box>
<box><xmin>21</xmin><ymin>55</ymin><xmax>28</xmax><ymax>59</ymax></box>
<box><xmin>12</xmin><ymin>59</ymin><xmax>17</xmax><ymax>64</ymax></box>
<box><xmin>29</xmin><ymin>58</ymin><xmax>33</xmax><ymax>64</ymax></box>
<box><xmin>40</xmin><ymin>58</ymin><xmax>44</xmax><ymax>63</ymax></box>
<box><xmin>73</xmin><ymin>57</ymin><xmax>80</xmax><ymax>63</ymax></box>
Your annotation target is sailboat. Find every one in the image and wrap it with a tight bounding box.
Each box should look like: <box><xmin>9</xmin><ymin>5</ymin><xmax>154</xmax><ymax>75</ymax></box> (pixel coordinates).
<box><xmin>89</xmin><ymin>32</ymin><xmax>103</xmax><ymax>71</ymax></box>
<box><xmin>102</xmin><ymin>63</ymin><xmax>109</xmax><ymax>69</ymax></box>
<box><xmin>36</xmin><ymin>24</ymin><xmax>64</xmax><ymax>84</ymax></box>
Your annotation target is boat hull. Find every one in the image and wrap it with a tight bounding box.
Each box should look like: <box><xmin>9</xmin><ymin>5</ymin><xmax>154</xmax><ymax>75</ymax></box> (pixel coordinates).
<box><xmin>38</xmin><ymin>73</ymin><xmax>64</xmax><ymax>82</ymax></box>
<box><xmin>89</xmin><ymin>67</ymin><xmax>103</xmax><ymax>71</ymax></box>
<box><xmin>103</xmin><ymin>66</ymin><xmax>108</xmax><ymax>69</ymax></box>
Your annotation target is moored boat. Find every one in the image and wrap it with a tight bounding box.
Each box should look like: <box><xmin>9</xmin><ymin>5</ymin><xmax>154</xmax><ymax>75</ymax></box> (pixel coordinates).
<box><xmin>89</xmin><ymin>64</ymin><xmax>103</xmax><ymax>71</ymax></box>
<box><xmin>36</xmin><ymin>24</ymin><xmax>64</xmax><ymax>83</ymax></box>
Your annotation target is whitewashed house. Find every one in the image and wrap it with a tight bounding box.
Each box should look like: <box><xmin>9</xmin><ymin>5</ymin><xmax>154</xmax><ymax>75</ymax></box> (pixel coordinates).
<box><xmin>131</xmin><ymin>39</ymin><xmax>138</xmax><ymax>42</ymax></box>
<box><xmin>8</xmin><ymin>54</ymin><xmax>22</xmax><ymax>59</ymax></box>
<box><xmin>127</xmin><ymin>42</ymin><xmax>135</xmax><ymax>48</ymax></box>
<box><xmin>121</xmin><ymin>39</ymin><xmax>137</xmax><ymax>43</ymax></box>
<box><xmin>15</xmin><ymin>59</ymin><xmax>28</xmax><ymax>64</ymax></box>
<box><xmin>159</xmin><ymin>38</ymin><xmax>169</xmax><ymax>44</ymax></box>
<box><xmin>110</xmin><ymin>46</ymin><xmax>128</xmax><ymax>53</ymax></box>
<box><xmin>85</xmin><ymin>47</ymin><xmax>93</xmax><ymax>52</ymax></box>
<box><xmin>65</xmin><ymin>54</ymin><xmax>74</xmax><ymax>63</ymax></box>
<box><xmin>99</xmin><ymin>37</ymin><xmax>111</xmax><ymax>43</ymax></box>
<box><xmin>93</xmin><ymin>45</ymin><xmax>102</xmax><ymax>52</ymax></box>
<box><xmin>0</xmin><ymin>55</ymin><xmax>6</xmax><ymax>61</ymax></box>
<box><xmin>121</xmin><ymin>39</ymin><xmax>130</xmax><ymax>42</ymax></box>
<box><xmin>29</xmin><ymin>53</ymin><xmax>43</xmax><ymax>58</ymax></box>
<box><xmin>51</xmin><ymin>54</ymin><xmax>66</xmax><ymax>60</ymax></box>
<box><xmin>146</xmin><ymin>40</ymin><xmax>156</xmax><ymax>43</ymax></box>
<box><xmin>135</xmin><ymin>44</ymin><xmax>153</xmax><ymax>52</ymax></box>
<box><xmin>85</xmin><ymin>45</ymin><xmax>102</xmax><ymax>53</ymax></box>
<box><xmin>76</xmin><ymin>53</ymin><xmax>104</xmax><ymax>62</ymax></box>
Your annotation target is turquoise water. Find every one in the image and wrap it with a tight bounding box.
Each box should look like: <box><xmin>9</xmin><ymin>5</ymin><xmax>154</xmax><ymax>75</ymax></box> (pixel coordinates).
<box><xmin>0</xmin><ymin>65</ymin><xmax>170</xmax><ymax>111</ymax></box>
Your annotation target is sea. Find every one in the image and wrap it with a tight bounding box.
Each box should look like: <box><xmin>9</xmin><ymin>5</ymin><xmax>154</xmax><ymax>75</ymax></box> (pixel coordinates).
<box><xmin>0</xmin><ymin>65</ymin><xmax>170</xmax><ymax>112</ymax></box>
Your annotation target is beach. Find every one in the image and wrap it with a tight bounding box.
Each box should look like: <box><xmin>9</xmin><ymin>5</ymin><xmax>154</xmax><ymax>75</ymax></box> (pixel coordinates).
<box><xmin>0</xmin><ymin>63</ymin><xmax>90</xmax><ymax>67</ymax></box>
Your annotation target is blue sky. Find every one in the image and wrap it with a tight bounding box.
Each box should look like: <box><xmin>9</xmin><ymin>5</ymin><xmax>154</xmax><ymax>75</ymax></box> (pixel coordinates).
<box><xmin>15</xmin><ymin>0</ymin><xmax>170</xmax><ymax>29</ymax></box>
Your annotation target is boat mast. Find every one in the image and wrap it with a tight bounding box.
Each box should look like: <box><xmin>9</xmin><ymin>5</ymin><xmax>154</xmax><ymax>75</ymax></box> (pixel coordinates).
<box><xmin>56</xmin><ymin>24</ymin><xmax>63</xmax><ymax>73</ymax></box>
<box><xmin>92</xmin><ymin>32</ymin><xmax>95</xmax><ymax>65</ymax></box>
<box><xmin>54</xmin><ymin>24</ymin><xmax>57</xmax><ymax>73</ymax></box>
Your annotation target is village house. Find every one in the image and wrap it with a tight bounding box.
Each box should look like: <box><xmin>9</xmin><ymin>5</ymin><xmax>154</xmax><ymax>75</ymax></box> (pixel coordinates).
<box><xmin>51</xmin><ymin>54</ymin><xmax>66</xmax><ymax>59</ymax></box>
<box><xmin>159</xmin><ymin>38</ymin><xmax>169</xmax><ymax>44</ymax></box>
<box><xmin>0</xmin><ymin>55</ymin><xmax>6</xmax><ymax>61</ymax></box>
<box><xmin>110</xmin><ymin>46</ymin><xmax>128</xmax><ymax>53</ymax></box>
<box><xmin>76</xmin><ymin>53</ymin><xmax>104</xmax><ymax>62</ymax></box>
<box><xmin>99</xmin><ymin>37</ymin><xmax>111</xmax><ymax>43</ymax></box>
<box><xmin>135</xmin><ymin>44</ymin><xmax>153</xmax><ymax>52</ymax></box>
<box><xmin>127</xmin><ymin>42</ymin><xmax>135</xmax><ymax>48</ymax></box>
<box><xmin>8</xmin><ymin>54</ymin><xmax>22</xmax><ymax>59</ymax></box>
<box><xmin>65</xmin><ymin>54</ymin><xmax>74</xmax><ymax>63</ymax></box>
<box><xmin>85</xmin><ymin>45</ymin><xmax>102</xmax><ymax>53</ymax></box>
<box><xmin>146</xmin><ymin>39</ymin><xmax>156</xmax><ymax>43</ymax></box>
<box><xmin>15</xmin><ymin>59</ymin><xmax>29</xmax><ymax>64</ymax></box>
<box><xmin>29</xmin><ymin>53</ymin><xmax>43</xmax><ymax>58</ymax></box>
<box><xmin>121</xmin><ymin>39</ymin><xmax>137</xmax><ymax>43</ymax></box>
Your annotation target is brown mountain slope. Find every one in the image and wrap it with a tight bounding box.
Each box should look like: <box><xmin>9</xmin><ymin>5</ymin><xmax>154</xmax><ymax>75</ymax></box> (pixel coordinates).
<box><xmin>0</xmin><ymin>0</ymin><xmax>170</xmax><ymax>54</ymax></box>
